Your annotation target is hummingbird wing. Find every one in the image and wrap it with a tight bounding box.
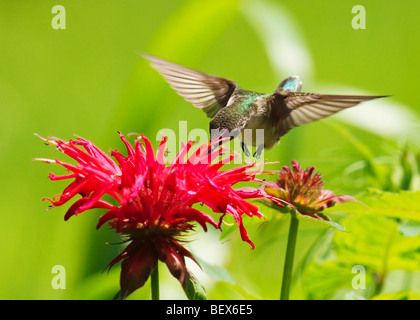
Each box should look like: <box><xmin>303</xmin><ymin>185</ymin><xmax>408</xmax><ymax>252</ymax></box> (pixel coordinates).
<box><xmin>271</xmin><ymin>92</ymin><xmax>387</xmax><ymax>136</ymax></box>
<box><xmin>140</xmin><ymin>53</ymin><xmax>237</xmax><ymax>118</ymax></box>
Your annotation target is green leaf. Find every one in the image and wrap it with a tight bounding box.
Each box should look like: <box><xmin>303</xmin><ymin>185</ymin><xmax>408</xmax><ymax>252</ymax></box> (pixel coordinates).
<box><xmin>371</xmin><ymin>290</ymin><xmax>420</xmax><ymax>300</ymax></box>
<box><xmin>294</xmin><ymin>210</ymin><xmax>345</xmax><ymax>231</ymax></box>
<box><xmin>251</xmin><ymin>198</ymin><xmax>290</xmax><ymax>219</ymax></box>
<box><xmin>301</xmin><ymin>260</ymin><xmax>375</xmax><ymax>300</ymax></box>
<box><xmin>328</xmin><ymin>189</ymin><xmax>420</xmax><ymax>222</ymax></box>
<box><xmin>195</xmin><ymin>256</ymin><xmax>235</xmax><ymax>285</ymax></box>
<box><xmin>334</xmin><ymin>215</ymin><xmax>420</xmax><ymax>272</ymax></box>
<box><xmin>219</xmin><ymin>281</ymin><xmax>261</xmax><ymax>300</ymax></box>
<box><xmin>328</xmin><ymin>121</ymin><xmax>375</xmax><ymax>164</ymax></box>
<box><xmin>256</xmin><ymin>198</ymin><xmax>345</xmax><ymax>230</ymax></box>
<box><xmin>300</xmin><ymin>214</ymin><xmax>420</xmax><ymax>299</ymax></box>
<box><xmin>193</xmin><ymin>256</ymin><xmax>262</xmax><ymax>299</ymax></box>
<box><xmin>183</xmin><ymin>271</ymin><xmax>207</xmax><ymax>300</ymax></box>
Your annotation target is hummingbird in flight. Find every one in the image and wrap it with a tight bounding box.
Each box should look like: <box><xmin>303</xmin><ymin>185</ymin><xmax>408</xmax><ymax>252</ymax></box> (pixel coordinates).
<box><xmin>140</xmin><ymin>53</ymin><xmax>386</xmax><ymax>158</ymax></box>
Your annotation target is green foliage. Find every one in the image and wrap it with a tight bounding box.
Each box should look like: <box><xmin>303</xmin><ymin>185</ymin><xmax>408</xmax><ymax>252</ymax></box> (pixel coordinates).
<box><xmin>330</xmin><ymin>122</ymin><xmax>420</xmax><ymax>192</ymax></box>
<box><xmin>183</xmin><ymin>271</ymin><xmax>207</xmax><ymax>300</ymax></box>
<box><xmin>329</xmin><ymin>190</ymin><xmax>420</xmax><ymax>222</ymax></box>
<box><xmin>372</xmin><ymin>290</ymin><xmax>420</xmax><ymax>300</ymax></box>
<box><xmin>300</xmin><ymin>191</ymin><xmax>420</xmax><ymax>300</ymax></box>
<box><xmin>301</xmin><ymin>260</ymin><xmax>376</xmax><ymax>300</ymax></box>
<box><xmin>294</xmin><ymin>209</ymin><xmax>345</xmax><ymax>231</ymax></box>
<box><xmin>335</xmin><ymin>214</ymin><xmax>420</xmax><ymax>272</ymax></box>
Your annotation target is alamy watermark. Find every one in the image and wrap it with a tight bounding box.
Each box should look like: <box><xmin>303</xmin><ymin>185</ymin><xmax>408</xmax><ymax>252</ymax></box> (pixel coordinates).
<box><xmin>51</xmin><ymin>265</ymin><xmax>66</xmax><ymax>289</ymax></box>
<box><xmin>352</xmin><ymin>5</ymin><xmax>366</xmax><ymax>29</ymax></box>
<box><xmin>351</xmin><ymin>265</ymin><xmax>366</xmax><ymax>290</ymax></box>
<box><xmin>52</xmin><ymin>5</ymin><xmax>66</xmax><ymax>29</ymax></box>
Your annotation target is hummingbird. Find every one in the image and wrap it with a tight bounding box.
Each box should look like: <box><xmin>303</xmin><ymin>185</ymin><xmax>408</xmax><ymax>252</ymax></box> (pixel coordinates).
<box><xmin>140</xmin><ymin>53</ymin><xmax>386</xmax><ymax>157</ymax></box>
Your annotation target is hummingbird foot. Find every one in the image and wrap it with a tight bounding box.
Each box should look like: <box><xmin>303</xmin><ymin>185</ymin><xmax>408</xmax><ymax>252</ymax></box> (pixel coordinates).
<box><xmin>253</xmin><ymin>144</ymin><xmax>264</xmax><ymax>159</ymax></box>
<box><xmin>241</xmin><ymin>142</ymin><xmax>251</xmax><ymax>157</ymax></box>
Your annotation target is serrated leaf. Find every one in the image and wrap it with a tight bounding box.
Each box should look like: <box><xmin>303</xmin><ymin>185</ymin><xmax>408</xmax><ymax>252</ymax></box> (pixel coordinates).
<box><xmin>301</xmin><ymin>260</ymin><xmax>375</xmax><ymax>300</ymax></box>
<box><xmin>327</xmin><ymin>190</ymin><xmax>420</xmax><ymax>222</ymax></box>
<box><xmin>255</xmin><ymin>198</ymin><xmax>344</xmax><ymax>230</ymax></box>
<box><xmin>334</xmin><ymin>215</ymin><xmax>420</xmax><ymax>272</ymax></box>
<box><xmin>295</xmin><ymin>210</ymin><xmax>345</xmax><ymax>231</ymax></box>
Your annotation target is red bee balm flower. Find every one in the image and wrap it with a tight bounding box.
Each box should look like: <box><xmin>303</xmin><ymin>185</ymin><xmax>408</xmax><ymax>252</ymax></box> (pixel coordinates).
<box><xmin>35</xmin><ymin>133</ymin><xmax>269</xmax><ymax>298</ymax></box>
<box><xmin>262</xmin><ymin>160</ymin><xmax>355</xmax><ymax>229</ymax></box>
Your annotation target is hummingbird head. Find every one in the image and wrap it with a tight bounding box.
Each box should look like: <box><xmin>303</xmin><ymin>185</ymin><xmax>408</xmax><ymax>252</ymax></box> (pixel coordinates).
<box><xmin>275</xmin><ymin>75</ymin><xmax>302</xmax><ymax>93</ymax></box>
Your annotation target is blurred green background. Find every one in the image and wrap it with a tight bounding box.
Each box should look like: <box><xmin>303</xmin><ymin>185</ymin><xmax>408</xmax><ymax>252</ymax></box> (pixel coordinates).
<box><xmin>1</xmin><ymin>0</ymin><xmax>419</xmax><ymax>299</ymax></box>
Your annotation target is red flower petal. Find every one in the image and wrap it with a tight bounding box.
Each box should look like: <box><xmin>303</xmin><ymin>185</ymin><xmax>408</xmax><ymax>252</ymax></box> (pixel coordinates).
<box><xmin>119</xmin><ymin>243</ymin><xmax>158</xmax><ymax>299</ymax></box>
<box><xmin>65</xmin><ymin>198</ymin><xmax>114</xmax><ymax>220</ymax></box>
<box><xmin>38</xmin><ymin>133</ymin><xmax>273</xmax><ymax>297</ymax></box>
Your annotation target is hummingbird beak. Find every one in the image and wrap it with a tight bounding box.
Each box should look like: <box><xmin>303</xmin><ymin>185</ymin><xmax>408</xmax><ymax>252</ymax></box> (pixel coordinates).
<box><xmin>207</xmin><ymin>128</ymin><xmax>234</xmax><ymax>155</ymax></box>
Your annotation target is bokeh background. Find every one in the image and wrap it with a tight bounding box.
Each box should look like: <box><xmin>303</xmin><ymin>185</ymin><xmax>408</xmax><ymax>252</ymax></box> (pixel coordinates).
<box><xmin>1</xmin><ymin>0</ymin><xmax>419</xmax><ymax>299</ymax></box>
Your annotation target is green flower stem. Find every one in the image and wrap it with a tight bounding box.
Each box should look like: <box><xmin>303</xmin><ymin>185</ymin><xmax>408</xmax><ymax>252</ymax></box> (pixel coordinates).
<box><xmin>280</xmin><ymin>213</ymin><xmax>299</xmax><ymax>300</ymax></box>
<box><xmin>151</xmin><ymin>263</ymin><xmax>160</xmax><ymax>300</ymax></box>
